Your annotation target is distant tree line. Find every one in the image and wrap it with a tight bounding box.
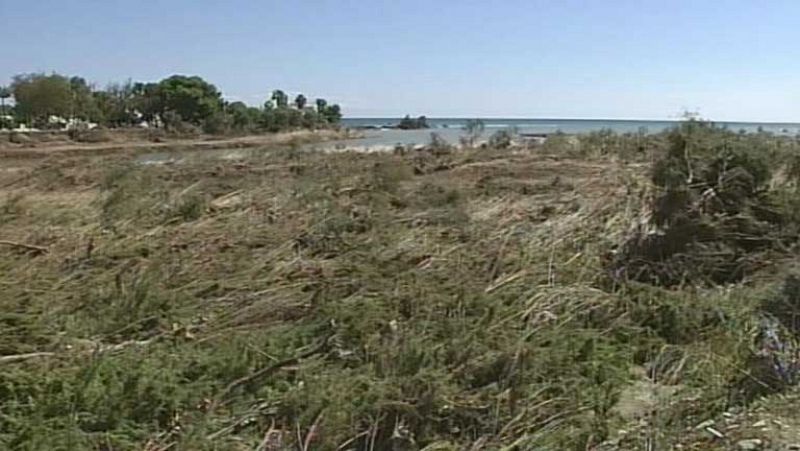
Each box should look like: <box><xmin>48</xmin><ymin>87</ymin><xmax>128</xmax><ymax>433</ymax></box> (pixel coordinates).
<box><xmin>0</xmin><ymin>73</ymin><xmax>342</xmax><ymax>133</ymax></box>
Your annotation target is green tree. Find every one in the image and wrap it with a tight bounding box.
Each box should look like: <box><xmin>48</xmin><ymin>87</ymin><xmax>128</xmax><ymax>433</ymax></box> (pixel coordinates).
<box><xmin>323</xmin><ymin>104</ymin><xmax>342</xmax><ymax>124</ymax></box>
<box><xmin>94</xmin><ymin>81</ymin><xmax>137</xmax><ymax>127</ymax></box>
<box><xmin>295</xmin><ymin>94</ymin><xmax>307</xmax><ymax>110</ymax></box>
<box><xmin>288</xmin><ymin>108</ymin><xmax>303</xmax><ymax>127</ymax></box>
<box><xmin>312</xmin><ymin>98</ymin><xmax>342</xmax><ymax>124</ymax></box>
<box><xmin>227</xmin><ymin>101</ymin><xmax>261</xmax><ymax>131</ymax></box>
<box><xmin>157</xmin><ymin>75</ymin><xmax>223</xmax><ymax>124</ymax></box>
<box><xmin>302</xmin><ymin>109</ymin><xmax>322</xmax><ymax>128</ymax></box>
<box><xmin>131</xmin><ymin>82</ymin><xmax>162</xmax><ymax>123</ymax></box>
<box><xmin>68</xmin><ymin>76</ymin><xmax>102</xmax><ymax>122</ymax></box>
<box><xmin>11</xmin><ymin>73</ymin><xmax>73</xmax><ymax>124</ymax></box>
<box><xmin>271</xmin><ymin>90</ymin><xmax>289</xmax><ymax>109</ymax></box>
<box><xmin>266</xmin><ymin>107</ymin><xmax>290</xmax><ymax>132</ymax></box>
<box><xmin>202</xmin><ymin>111</ymin><xmax>232</xmax><ymax>134</ymax></box>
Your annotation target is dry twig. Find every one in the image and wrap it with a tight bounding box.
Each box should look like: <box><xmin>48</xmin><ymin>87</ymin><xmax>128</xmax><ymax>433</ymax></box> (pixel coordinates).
<box><xmin>0</xmin><ymin>239</ymin><xmax>48</xmax><ymax>254</ymax></box>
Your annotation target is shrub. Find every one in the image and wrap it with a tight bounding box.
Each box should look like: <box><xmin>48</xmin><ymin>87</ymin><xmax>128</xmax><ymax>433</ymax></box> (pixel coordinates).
<box><xmin>202</xmin><ymin>112</ymin><xmax>232</xmax><ymax>135</ymax></box>
<box><xmin>161</xmin><ymin>111</ymin><xmax>200</xmax><ymax>136</ymax></box>
<box><xmin>611</xmin><ymin>125</ymin><xmax>796</xmax><ymax>286</ymax></box>
<box><xmin>0</xmin><ymin>116</ymin><xmax>15</xmax><ymax>130</ymax></box>
<box><xmin>488</xmin><ymin>129</ymin><xmax>515</xmax><ymax>149</ymax></box>
<box><xmin>462</xmin><ymin>119</ymin><xmax>485</xmax><ymax>147</ymax></box>
<box><xmin>427</xmin><ymin>132</ymin><xmax>452</xmax><ymax>155</ymax></box>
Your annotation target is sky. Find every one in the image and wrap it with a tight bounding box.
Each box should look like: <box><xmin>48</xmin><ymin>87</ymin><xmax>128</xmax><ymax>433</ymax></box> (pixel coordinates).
<box><xmin>2</xmin><ymin>0</ymin><xmax>800</xmax><ymax>122</ymax></box>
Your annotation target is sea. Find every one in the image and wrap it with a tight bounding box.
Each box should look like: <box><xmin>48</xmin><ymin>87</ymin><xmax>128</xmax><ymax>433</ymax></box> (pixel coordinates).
<box><xmin>324</xmin><ymin>117</ymin><xmax>800</xmax><ymax>150</ymax></box>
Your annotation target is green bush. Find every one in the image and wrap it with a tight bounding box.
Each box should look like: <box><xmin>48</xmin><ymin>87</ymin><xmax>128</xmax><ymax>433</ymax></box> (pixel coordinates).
<box><xmin>612</xmin><ymin>124</ymin><xmax>795</xmax><ymax>286</ymax></box>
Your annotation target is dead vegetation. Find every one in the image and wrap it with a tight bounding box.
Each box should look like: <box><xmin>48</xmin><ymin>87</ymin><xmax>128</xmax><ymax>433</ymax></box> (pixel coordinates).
<box><xmin>0</xmin><ymin>128</ymin><xmax>354</xmax><ymax>159</ymax></box>
<box><xmin>2</xmin><ymin>125</ymin><xmax>800</xmax><ymax>450</ymax></box>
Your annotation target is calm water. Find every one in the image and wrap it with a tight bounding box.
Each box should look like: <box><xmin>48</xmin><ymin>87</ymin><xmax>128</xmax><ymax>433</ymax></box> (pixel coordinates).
<box><xmin>311</xmin><ymin>117</ymin><xmax>800</xmax><ymax>150</ymax></box>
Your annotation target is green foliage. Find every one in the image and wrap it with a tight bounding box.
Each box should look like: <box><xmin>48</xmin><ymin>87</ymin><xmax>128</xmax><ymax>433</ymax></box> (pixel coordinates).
<box><xmin>271</xmin><ymin>89</ymin><xmax>289</xmax><ymax>108</ymax></box>
<box><xmin>227</xmin><ymin>101</ymin><xmax>261</xmax><ymax>132</ymax></box>
<box><xmin>260</xmin><ymin>93</ymin><xmax>341</xmax><ymax>132</ymax></box>
<box><xmin>261</xmin><ymin>107</ymin><xmax>297</xmax><ymax>132</ymax></box>
<box><xmin>3</xmin><ymin>72</ymin><xmax>342</xmax><ymax>134</ymax></box>
<box><xmin>613</xmin><ymin>122</ymin><xmax>799</xmax><ymax>286</ymax></box>
<box><xmin>11</xmin><ymin>73</ymin><xmax>73</xmax><ymax>123</ymax></box>
<box><xmin>131</xmin><ymin>81</ymin><xmax>163</xmax><ymax>123</ymax></box>
<box><xmin>157</xmin><ymin>75</ymin><xmax>223</xmax><ymax>124</ymax></box>
<box><xmin>294</xmin><ymin>93</ymin><xmax>307</xmax><ymax>110</ymax></box>
<box><xmin>92</xmin><ymin>81</ymin><xmax>138</xmax><ymax>127</ymax></box>
<box><xmin>202</xmin><ymin>111</ymin><xmax>232</xmax><ymax>134</ymax></box>
<box><xmin>315</xmin><ymin>97</ymin><xmax>327</xmax><ymax>113</ymax></box>
<box><xmin>68</xmin><ymin>76</ymin><xmax>103</xmax><ymax>122</ymax></box>
<box><xmin>5</xmin><ymin>131</ymin><xmax>799</xmax><ymax>449</ymax></box>
<box><xmin>323</xmin><ymin>103</ymin><xmax>342</xmax><ymax>123</ymax></box>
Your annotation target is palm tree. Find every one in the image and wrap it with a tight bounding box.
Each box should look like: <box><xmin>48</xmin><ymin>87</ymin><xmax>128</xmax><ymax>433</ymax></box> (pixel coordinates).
<box><xmin>294</xmin><ymin>94</ymin><xmax>307</xmax><ymax>110</ymax></box>
<box><xmin>271</xmin><ymin>90</ymin><xmax>288</xmax><ymax>108</ymax></box>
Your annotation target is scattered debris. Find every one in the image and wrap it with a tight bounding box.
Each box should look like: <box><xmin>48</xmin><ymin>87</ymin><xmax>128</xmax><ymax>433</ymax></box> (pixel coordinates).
<box><xmin>737</xmin><ymin>438</ymin><xmax>763</xmax><ymax>450</ymax></box>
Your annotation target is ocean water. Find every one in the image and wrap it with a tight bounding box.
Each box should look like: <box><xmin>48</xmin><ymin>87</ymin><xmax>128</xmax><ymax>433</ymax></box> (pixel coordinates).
<box><xmin>343</xmin><ymin>117</ymin><xmax>800</xmax><ymax>134</ymax></box>
<box><xmin>324</xmin><ymin>117</ymin><xmax>800</xmax><ymax>150</ymax></box>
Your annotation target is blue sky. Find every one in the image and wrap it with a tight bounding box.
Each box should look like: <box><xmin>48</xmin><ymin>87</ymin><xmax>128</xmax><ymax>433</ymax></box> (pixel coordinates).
<box><xmin>2</xmin><ymin>0</ymin><xmax>799</xmax><ymax>121</ymax></box>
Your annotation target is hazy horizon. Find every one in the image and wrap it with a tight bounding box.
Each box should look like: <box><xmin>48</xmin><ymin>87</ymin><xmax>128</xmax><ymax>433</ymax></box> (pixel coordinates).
<box><xmin>342</xmin><ymin>116</ymin><xmax>800</xmax><ymax>124</ymax></box>
<box><xmin>3</xmin><ymin>0</ymin><xmax>800</xmax><ymax>122</ymax></box>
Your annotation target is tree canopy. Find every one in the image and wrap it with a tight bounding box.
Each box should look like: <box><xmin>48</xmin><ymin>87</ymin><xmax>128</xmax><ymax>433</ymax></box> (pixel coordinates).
<box><xmin>271</xmin><ymin>90</ymin><xmax>289</xmax><ymax>109</ymax></box>
<box><xmin>2</xmin><ymin>72</ymin><xmax>343</xmax><ymax>133</ymax></box>
<box><xmin>157</xmin><ymin>75</ymin><xmax>223</xmax><ymax>124</ymax></box>
<box><xmin>294</xmin><ymin>94</ymin><xmax>307</xmax><ymax>110</ymax></box>
<box><xmin>11</xmin><ymin>73</ymin><xmax>73</xmax><ymax>122</ymax></box>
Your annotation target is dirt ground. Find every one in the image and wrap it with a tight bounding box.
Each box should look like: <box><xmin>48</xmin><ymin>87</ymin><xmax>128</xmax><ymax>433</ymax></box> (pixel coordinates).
<box><xmin>0</xmin><ymin>128</ymin><xmax>353</xmax><ymax>159</ymax></box>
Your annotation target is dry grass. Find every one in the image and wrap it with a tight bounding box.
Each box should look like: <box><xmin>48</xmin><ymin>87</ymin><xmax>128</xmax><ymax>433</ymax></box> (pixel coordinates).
<box><xmin>1</xmin><ymin>127</ymin><xmax>799</xmax><ymax>450</ymax></box>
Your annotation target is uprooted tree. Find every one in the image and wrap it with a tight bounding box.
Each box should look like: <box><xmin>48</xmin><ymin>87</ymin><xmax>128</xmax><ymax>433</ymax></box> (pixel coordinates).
<box><xmin>607</xmin><ymin>120</ymin><xmax>800</xmax><ymax>406</ymax></box>
<box><xmin>611</xmin><ymin>120</ymin><xmax>799</xmax><ymax>287</ymax></box>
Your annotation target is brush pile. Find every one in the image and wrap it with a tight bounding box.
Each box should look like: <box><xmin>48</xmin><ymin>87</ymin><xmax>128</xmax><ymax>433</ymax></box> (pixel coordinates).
<box><xmin>611</xmin><ymin>122</ymin><xmax>799</xmax><ymax>287</ymax></box>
